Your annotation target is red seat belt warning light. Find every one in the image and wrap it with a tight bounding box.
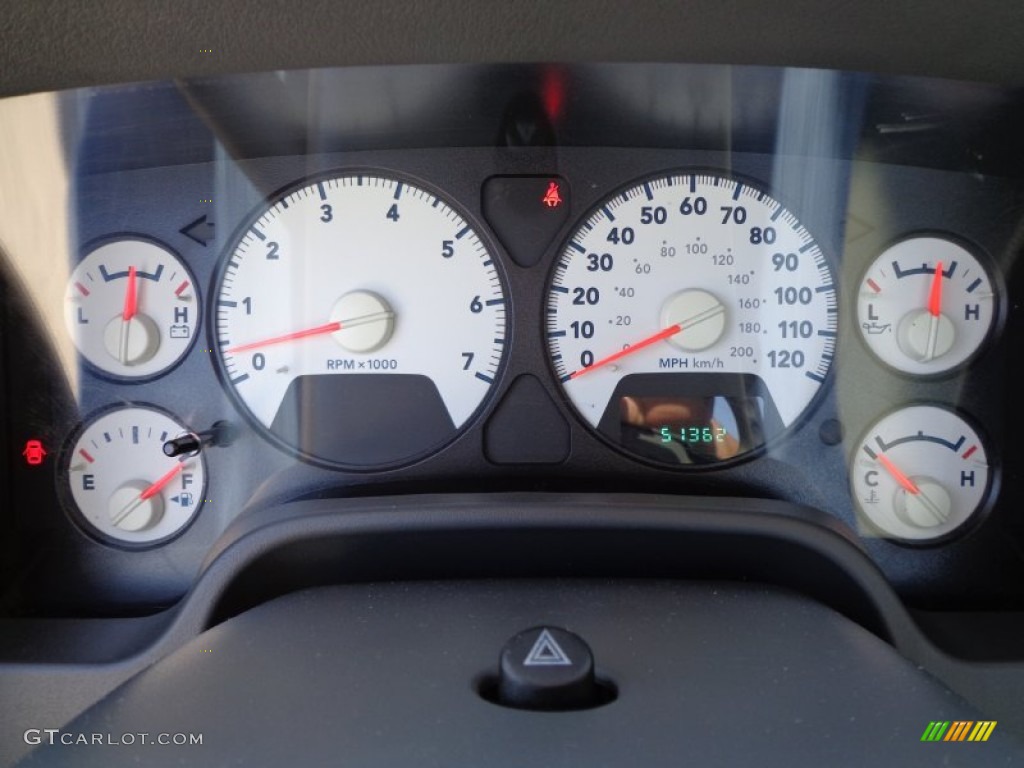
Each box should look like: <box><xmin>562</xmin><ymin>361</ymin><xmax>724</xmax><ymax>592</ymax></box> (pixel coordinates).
<box><xmin>22</xmin><ymin>439</ymin><xmax>47</xmax><ymax>466</ymax></box>
<box><xmin>542</xmin><ymin>181</ymin><xmax>563</xmax><ymax>208</ymax></box>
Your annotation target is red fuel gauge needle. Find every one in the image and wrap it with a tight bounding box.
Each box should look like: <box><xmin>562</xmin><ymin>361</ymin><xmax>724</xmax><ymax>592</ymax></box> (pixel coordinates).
<box><xmin>570</xmin><ymin>323</ymin><xmax>683</xmax><ymax>380</ymax></box>
<box><xmin>876</xmin><ymin>453</ymin><xmax>920</xmax><ymax>495</ymax></box>
<box><xmin>140</xmin><ymin>462</ymin><xmax>184</xmax><ymax>501</ymax></box>
<box><xmin>928</xmin><ymin>261</ymin><xmax>944</xmax><ymax>317</ymax></box>
<box><xmin>112</xmin><ymin>461</ymin><xmax>185</xmax><ymax>527</ymax></box>
<box><xmin>226</xmin><ymin>321</ymin><xmax>342</xmax><ymax>354</ymax></box>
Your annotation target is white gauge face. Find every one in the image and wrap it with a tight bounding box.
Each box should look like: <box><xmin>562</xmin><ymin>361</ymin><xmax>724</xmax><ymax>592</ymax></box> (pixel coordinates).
<box><xmin>856</xmin><ymin>237</ymin><xmax>997</xmax><ymax>375</ymax></box>
<box><xmin>546</xmin><ymin>172</ymin><xmax>837</xmax><ymax>466</ymax></box>
<box><xmin>851</xmin><ymin>406</ymin><xmax>991</xmax><ymax>542</ymax></box>
<box><xmin>214</xmin><ymin>173</ymin><xmax>506</xmax><ymax>469</ymax></box>
<box><xmin>64</xmin><ymin>239</ymin><xmax>199</xmax><ymax>378</ymax></box>
<box><xmin>65</xmin><ymin>406</ymin><xmax>206</xmax><ymax>546</ymax></box>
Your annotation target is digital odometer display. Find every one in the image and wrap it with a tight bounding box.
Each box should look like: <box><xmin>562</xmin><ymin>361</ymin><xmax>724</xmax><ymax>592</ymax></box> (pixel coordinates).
<box><xmin>546</xmin><ymin>171</ymin><xmax>836</xmax><ymax>466</ymax></box>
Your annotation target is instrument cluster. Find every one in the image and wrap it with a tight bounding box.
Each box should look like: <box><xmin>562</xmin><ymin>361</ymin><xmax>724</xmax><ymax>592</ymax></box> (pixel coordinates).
<box><xmin>3</xmin><ymin>63</ymin><xmax>1023</xmax><ymax>613</ymax></box>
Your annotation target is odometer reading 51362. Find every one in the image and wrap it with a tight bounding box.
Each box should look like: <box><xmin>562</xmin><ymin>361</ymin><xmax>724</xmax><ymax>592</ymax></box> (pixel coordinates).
<box><xmin>546</xmin><ymin>172</ymin><xmax>837</xmax><ymax>466</ymax></box>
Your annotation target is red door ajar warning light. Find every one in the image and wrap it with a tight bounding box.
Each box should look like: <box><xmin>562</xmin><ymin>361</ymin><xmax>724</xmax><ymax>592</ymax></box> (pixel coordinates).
<box><xmin>22</xmin><ymin>439</ymin><xmax>47</xmax><ymax>466</ymax></box>
<box><xmin>542</xmin><ymin>181</ymin><xmax>563</xmax><ymax>208</ymax></box>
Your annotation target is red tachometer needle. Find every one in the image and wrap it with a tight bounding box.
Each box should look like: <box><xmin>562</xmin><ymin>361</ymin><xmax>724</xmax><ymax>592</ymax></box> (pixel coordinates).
<box><xmin>226</xmin><ymin>321</ymin><xmax>343</xmax><ymax>354</ymax></box>
<box><xmin>122</xmin><ymin>265</ymin><xmax>138</xmax><ymax>321</ymax></box>
<box><xmin>570</xmin><ymin>323</ymin><xmax>683</xmax><ymax>380</ymax></box>
<box><xmin>876</xmin><ymin>453</ymin><xmax>920</xmax><ymax>495</ymax></box>
<box><xmin>140</xmin><ymin>462</ymin><xmax>184</xmax><ymax>501</ymax></box>
<box><xmin>927</xmin><ymin>261</ymin><xmax>944</xmax><ymax>317</ymax></box>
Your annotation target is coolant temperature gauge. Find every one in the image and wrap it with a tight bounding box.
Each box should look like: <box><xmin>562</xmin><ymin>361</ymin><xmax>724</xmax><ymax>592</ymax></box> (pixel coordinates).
<box><xmin>63</xmin><ymin>406</ymin><xmax>206</xmax><ymax>546</ymax></box>
<box><xmin>65</xmin><ymin>238</ymin><xmax>199</xmax><ymax>379</ymax></box>
<box><xmin>856</xmin><ymin>236</ymin><xmax>997</xmax><ymax>376</ymax></box>
<box><xmin>850</xmin><ymin>405</ymin><xmax>993</xmax><ymax>543</ymax></box>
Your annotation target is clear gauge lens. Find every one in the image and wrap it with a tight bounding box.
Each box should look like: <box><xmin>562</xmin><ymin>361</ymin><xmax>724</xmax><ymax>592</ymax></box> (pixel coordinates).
<box><xmin>850</xmin><ymin>405</ymin><xmax>993</xmax><ymax>542</ymax></box>
<box><xmin>856</xmin><ymin>236</ymin><xmax>997</xmax><ymax>375</ymax></box>
<box><xmin>546</xmin><ymin>172</ymin><xmax>837</xmax><ymax>466</ymax></box>
<box><xmin>213</xmin><ymin>173</ymin><xmax>507</xmax><ymax>469</ymax></box>
<box><xmin>64</xmin><ymin>239</ymin><xmax>199</xmax><ymax>379</ymax></box>
<box><xmin>63</xmin><ymin>406</ymin><xmax>206</xmax><ymax>547</ymax></box>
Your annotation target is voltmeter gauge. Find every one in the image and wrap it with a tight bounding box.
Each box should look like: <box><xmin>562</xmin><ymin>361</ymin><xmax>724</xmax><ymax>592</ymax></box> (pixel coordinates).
<box><xmin>856</xmin><ymin>236</ymin><xmax>997</xmax><ymax>376</ymax></box>
<box><xmin>63</xmin><ymin>406</ymin><xmax>206</xmax><ymax>547</ymax></box>
<box><xmin>65</xmin><ymin>238</ymin><xmax>199</xmax><ymax>379</ymax></box>
<box><xmin>850</xmin><ymin>405</ymin><xmax>993</xmax><ymax>543</ymax></box>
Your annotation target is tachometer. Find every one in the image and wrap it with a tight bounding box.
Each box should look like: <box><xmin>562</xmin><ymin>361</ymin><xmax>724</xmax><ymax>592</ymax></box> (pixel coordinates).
<box><xmin>213</xmin><ymin>173</ymin><xmax>507</xmax><ymax>469</ymax></box>
<box><xmin>545</xmin><ymin>171</ymin><xmax>836</xmax><ymax>466</ymax></box>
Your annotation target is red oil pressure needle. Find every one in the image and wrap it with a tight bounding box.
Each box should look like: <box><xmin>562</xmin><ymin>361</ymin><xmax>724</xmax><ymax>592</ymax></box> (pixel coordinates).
<box><xmin>877</xmin><ymin>453</ymin><xmax>920</xmax><ymax>495</ymax></box>
<box><xmin>570</xmin><ymin>323</ymin><xmax>683</xmax><ymax>380</ymax></box>
<box><xmin>226</xmin><ymin>321</ymin><xmax>343</xmax><ymax>354</ymax></box>
<box><xmin>928</xmin><ymin>261</ymin><xmax>944</xmax><ymax>317</ymax></box>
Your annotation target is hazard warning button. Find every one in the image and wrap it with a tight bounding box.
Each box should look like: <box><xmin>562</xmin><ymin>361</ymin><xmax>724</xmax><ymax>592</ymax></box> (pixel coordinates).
<box><xmin>496</xmin><ymin>626</ymin><xmax>601</xmax><ymax>710</ymax></box>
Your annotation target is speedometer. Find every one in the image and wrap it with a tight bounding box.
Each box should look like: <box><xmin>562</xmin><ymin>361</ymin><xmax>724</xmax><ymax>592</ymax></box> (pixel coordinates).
<box><xmin>545</xmin><ymin>171</ymin><xmax>836</xmax><ymax>466</ymax></box>
<box><xmin>213</xmin><ymin>172</ymin><xmax>507</xmax><ymax>469</ymax></box>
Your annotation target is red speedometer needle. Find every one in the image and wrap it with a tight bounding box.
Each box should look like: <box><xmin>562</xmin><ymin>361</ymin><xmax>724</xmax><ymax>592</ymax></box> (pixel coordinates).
<box><xmin>140</xmin><ymin>462</ymin><xmax>184</xmax><ymax>501</ymax></box>
<box><xmin>876</xmin><ymin>453</ymin><xmax>920</xmax><ymax>495</ymax></box>
<box><xmin>226</xmin><ymin>321</ymin><xmax>343</xmax><ymax>354</ymax></box>
<box><xmin>570</xmin><ymin>323</ymin><xmax>683</xmax><ymax>380</ymax></box>
<box><xmin>928</xmin><ymin>261</ymin><xmax>944</xmax><ymax>317</ymax></box>
<box><xmin>122</xmin><ymin>265</ymin><xmax>138</xmax><ymax>320</ymax></box>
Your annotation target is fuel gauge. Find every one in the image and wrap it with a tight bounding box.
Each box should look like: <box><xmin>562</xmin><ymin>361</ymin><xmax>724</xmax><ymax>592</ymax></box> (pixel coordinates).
<box><xmin>63</xmin><ymin>405</ymin><xmax>206</xmax><ymax>547</ymax></box>
<box><xmin>65</xmin><ymin>238</ymin><xmax>199</xmax><ymax>379</ymax></box>
<box><xmin>850</xmin><ymin>405</ymin><xmax>993</xmax><ymax>543</ymax></box>
<box><xmin>856</xmin><ymin>236</ymin><xmax>997</xmax><ymax>376</ymax></box>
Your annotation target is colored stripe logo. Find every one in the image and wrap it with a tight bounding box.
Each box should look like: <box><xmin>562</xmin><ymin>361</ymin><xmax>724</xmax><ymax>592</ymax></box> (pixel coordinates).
<box><xmin>921</xmin><ymin>721</ymin><xmax>997</xmax><ymax>742</ymax></box>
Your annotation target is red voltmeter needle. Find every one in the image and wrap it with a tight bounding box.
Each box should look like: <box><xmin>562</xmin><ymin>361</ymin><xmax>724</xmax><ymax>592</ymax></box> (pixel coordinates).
<box><xmin>140</xmin><ymin>462</ymin><xmax>184</xmax><ymax>501</ymax></box>
<box><xmin>876</xmin><ymin>453</ymin><xmax>920</xmax><ymax>495</ymax></box>
<box><xmin>122</xmin><ymin>265</ymin><xmax>138</xmax><ymax>321</ymax></box>
<box><xmin>226</xmin><ymin>321</ymin><xmax>342</xmax><ymax>354</ymax></box>
<box><xmin>928</xmin><ymin>261</ymin><xmax>944</xmax><ymax>317</ymax></box>
<box><xmin>570</xmin><ymin>323</ymin><xmax>683</xmax><ymax>380</ymax></box>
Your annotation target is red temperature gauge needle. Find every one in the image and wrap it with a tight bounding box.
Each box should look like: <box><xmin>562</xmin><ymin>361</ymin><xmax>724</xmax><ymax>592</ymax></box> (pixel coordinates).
<box><xmin>122</xmin><ymin>265</ymin><xmax>138</xmax><ymax>321</ymax></box>
<box><xmin>226</xmin><ymin>321</ymin><xmax>343</xmax><ymax>354</ymax></box>
<box><xmin>570</xmin><ymin>323</ymin><xmax>683</xmax><ymax>380</ymax></box>
<box><xmin>928</xmin><ymin>261</ymin><xmax>944</xmax><ymax>317</ymax></box>
<box><xmin>876</xmin><ymin>453</ymin><xmax>920</xmax><ymax>495</ymax></box>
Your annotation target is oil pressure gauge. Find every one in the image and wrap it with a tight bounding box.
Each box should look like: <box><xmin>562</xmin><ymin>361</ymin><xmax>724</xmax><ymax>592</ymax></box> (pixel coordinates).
<box><xmin>65</xmin><ymin>238</ymin><xmax>199</xmax><ymax>379</ymax></box>
<box><xmin>63</xmin><ymin>406</ymin><xmax>206</xmax><ymax>547</ymax></box>
<box><xmin>850</xmin><ymin>405</ymin><xmax>993</xmax><ymax>543</ymax></box>
<box><xmin>856</xmin><ymin>236</ymin><xmax>997</xmax><ymax>376</ymax></box>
